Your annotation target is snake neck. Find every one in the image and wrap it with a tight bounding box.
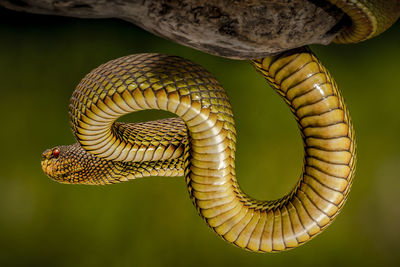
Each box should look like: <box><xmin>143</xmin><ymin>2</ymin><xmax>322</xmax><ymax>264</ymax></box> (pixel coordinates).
<box><xmin>329</xmin><ymin>0</ymin><xmax>400</xmax><ymax>43</ymax></box>
<box><xmin>41</xmin><ymin>142</ymin><xmax>185</xmax><ymax>185</ymax></box>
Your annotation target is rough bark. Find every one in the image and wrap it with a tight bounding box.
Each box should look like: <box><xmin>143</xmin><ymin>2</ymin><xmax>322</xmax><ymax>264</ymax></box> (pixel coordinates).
<box><xmin>0</xmin><ymin>0</ymin><xmax>344</xmax><ymax>59</ymax></box>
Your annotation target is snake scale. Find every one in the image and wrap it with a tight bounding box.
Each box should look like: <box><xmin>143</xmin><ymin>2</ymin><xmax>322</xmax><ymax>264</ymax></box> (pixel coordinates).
<box><xmin>41</xmin><ymin>1</ymin><xmax>400</xmax><ymax>252</ymax></box>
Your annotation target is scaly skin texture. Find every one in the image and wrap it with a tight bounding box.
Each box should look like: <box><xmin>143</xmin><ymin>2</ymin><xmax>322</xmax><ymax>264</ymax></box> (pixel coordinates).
<box><xmin>41</xmin><ymin>0</ymin><xmax>398</xmax><ymax>252</ymax></box>
<box><xmin>328</xmin><ymin>0</ymin><xmax>400</xmax><ymax>43</ymax></box>
<box><xmin>42</xmin><ymin>49</ymin><xmax>356</xmax><ymax>252</ymax></box>
<box><xmin>41</xmin><ymin>118</ymin><xmax>186</xmax><ymax>184</ymax></box>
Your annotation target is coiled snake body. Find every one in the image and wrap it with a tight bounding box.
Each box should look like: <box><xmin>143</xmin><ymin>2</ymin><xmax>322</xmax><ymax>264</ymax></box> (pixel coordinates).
<box><xmin>41</xmin><ymin>1</ymin><xmax>400</xmax><ymax>252</ymax></box>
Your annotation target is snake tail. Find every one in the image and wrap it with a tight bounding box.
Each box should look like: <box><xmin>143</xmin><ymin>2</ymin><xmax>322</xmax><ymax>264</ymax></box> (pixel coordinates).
<box><xmin>44</xmin><ymin>47</ymin><xmax>356</xmax><ymax>252</ymax></box>
<box><xmin>328</xmin><ymin>0</ymin><xmax>400</xmax><ymax>43</ymax></box>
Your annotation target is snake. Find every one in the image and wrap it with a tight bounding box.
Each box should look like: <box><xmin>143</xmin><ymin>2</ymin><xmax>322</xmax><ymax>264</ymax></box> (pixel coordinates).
<box><xmin>41</xmin><ymin>1</ymin><xmax>400</xmax><ymax>252</ymax></box>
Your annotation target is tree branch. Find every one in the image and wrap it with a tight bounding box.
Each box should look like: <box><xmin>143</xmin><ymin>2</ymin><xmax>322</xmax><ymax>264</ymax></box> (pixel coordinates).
<box><xmin>0</xmin><ymin>0</ymin><xmax>344</xmax><ymax>59</ymax></box>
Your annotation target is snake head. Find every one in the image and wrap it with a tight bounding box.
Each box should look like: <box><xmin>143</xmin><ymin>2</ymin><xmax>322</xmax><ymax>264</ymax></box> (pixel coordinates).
<box><xmin>41</xmin><ymin>144</ymin><xmax>85</xmax><ymax>184</ymax></box>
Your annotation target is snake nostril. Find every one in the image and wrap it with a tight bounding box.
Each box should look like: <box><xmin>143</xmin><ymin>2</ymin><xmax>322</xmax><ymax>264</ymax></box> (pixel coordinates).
<box><xmin>41</xmin><ymin>149</ymin><xmax>53</xmax><ymax>161</ymax></box>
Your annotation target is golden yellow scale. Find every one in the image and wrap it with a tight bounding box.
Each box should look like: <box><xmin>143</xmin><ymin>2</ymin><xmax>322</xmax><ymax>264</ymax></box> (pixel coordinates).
<box><xmin>41</xmin><ymin>0</ymin><xmax>400</xmax><ymax>252</ymax></box>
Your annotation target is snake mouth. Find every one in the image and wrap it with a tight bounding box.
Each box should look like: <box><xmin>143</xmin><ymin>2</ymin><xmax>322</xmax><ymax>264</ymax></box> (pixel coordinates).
<box><xmin>41</xmin><ymin>159</ymin><xmax>84</xmax><ymax>183</ymax></box>
<box><xmin>41</xmin><ymin>159</ymin><xmax>67</xmax><ymax>178</ymax></box>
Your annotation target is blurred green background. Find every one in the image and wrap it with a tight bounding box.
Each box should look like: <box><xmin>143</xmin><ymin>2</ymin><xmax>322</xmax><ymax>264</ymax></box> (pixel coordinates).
<box><xmin>0</xmin><ymin>7</ymin><xmax>399</xmax><ymax>267</ymax></box>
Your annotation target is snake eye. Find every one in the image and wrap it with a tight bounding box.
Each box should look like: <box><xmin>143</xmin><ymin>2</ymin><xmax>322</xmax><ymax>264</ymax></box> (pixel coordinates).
<box><xmin>52</xmin><ymin>148</ymin><xmax>60</xmax><ymax>158</ymax></box>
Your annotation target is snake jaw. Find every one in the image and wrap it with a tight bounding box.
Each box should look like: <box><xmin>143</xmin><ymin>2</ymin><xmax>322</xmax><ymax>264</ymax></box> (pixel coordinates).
<box><xmin>41</xmin><ymin>145</ymin><xmax>85</xmax><ymax>183</ymax></box>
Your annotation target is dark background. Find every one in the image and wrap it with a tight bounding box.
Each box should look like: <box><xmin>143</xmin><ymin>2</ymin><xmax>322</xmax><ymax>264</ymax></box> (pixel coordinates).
<box><xmin>0</xmin><ymin>7</ymin><xmax>399</xmax><ymax>266</ymax></box>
